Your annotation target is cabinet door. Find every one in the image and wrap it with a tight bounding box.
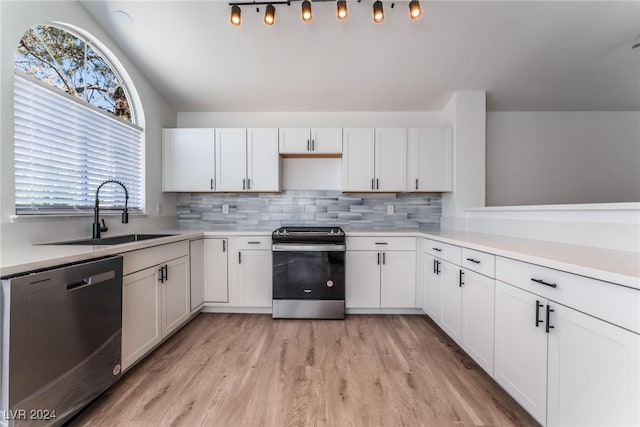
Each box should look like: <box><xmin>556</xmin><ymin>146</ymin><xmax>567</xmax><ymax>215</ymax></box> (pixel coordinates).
<box><xmin>494</xmin><ymin>281</ymin><xmax>548</xmax><ymax>425</ymax></box>
<box><xmin>440</xmin><ymin>260</ymin><xmax>462</xmax><ymax>343</ymax></box>
<box><xmin>380</xmin><ymin>251</ymin><xmax>416</xmax><ymax>308</ymax></box>
<box><xmin>215</xmin><ymin>128</ymin><xmax>247</xmax><ymax>191</ymax></box>
<box><xmin>247</xmin><ymin>128</ymin><xmax>280</xmax><ymax>192</ymax></box>
<box><xmin>162</xmin><ymin>128</ymin><xmax>215</xmax><ymax>191</ymax></box>
<box><xmin>407</xmin><ymin>128</ymin><xmax>452</xmax><ymax>192</ymax></box>
<box><xmin>311</xmin><ymin>128</ymin><xmax>342</xmax><ymax>153</ymax></box>
<box><xmin>204</xmin><ymin>238</ymin><xmax>229</xmax><ymax>303</ymax></box>
<box><xmin>422</xmin><ymin>253</ymin><xmax>442</xmax><ymax>322</ymax></box>
<box><xmin>122</xmin><ymin>267</ymin><xmax>162</xmax><ymax>371</ymax></box>
<box><xmin>345</xmin><ymin>251</ymin><xmax>381</xmax><ymax>308</ymax></box>
<box><xmin>375</xmin><ymin>128</ymin><xmax>407</xmax><ymax>192</ymax></box>
<box><xmin>189</xmin><ymin>239</ymin><xmax>204</xmax><ymax>310</ymax></box>
<box><xmin>460</xmin><ymin>269</ymin><xmax>495</xmax><ymax>375</ymax></box>
<box><xmin>162</xmin><ymin>256</ymin><xmax>190</xmax><ymax>337</ymax></box>
<box><xmin>342</xmin><ymin>128</ymin><xmax>375</xmax><ymax>191</ymax></box>
<box><xmin>278</xmin><ymin>128</ymin><xmax>311</xmax><ymax>153</ymax></box>
<box><xmin>237</xmin><ymin>250</ymin><xmax>272</xmax><ymax>307</ymax></box>
<box><xmin>547</xmin><ymin>304</ymin><xmax>640</xmax><ymax>427</ymax></box>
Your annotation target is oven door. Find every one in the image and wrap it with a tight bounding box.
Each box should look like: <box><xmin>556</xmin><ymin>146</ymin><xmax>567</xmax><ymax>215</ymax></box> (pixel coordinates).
<box><xmin>272</xmin><ymin>244</ymin><xmax>345</xmax><ymax>300</ymax></box>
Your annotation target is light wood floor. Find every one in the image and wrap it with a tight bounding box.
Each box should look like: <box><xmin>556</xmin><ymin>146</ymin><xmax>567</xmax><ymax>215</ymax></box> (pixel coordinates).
<box><xmin>72</xmin><ymin>314</ymin><xmax>538</xmax><ymax>427</ymax></box>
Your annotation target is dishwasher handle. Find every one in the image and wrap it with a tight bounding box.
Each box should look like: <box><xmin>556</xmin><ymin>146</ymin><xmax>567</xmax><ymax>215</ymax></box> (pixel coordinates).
<box><xmin>67</xmin><ymin>270</ymin><xmax>116</xmax><ymax>291</ymax></box>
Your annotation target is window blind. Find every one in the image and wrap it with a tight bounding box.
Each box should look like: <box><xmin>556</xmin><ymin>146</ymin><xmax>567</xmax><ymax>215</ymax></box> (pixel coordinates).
<box><xmin>14</xmin><ymin>74</ymin><xmax>144</xmax><ymax>214</ymax></box>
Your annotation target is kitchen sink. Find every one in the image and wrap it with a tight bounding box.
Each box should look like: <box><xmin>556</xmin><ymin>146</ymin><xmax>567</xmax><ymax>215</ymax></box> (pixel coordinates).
<box><xmin>43</xmin><ymin>234</ymin><xmax>177</xmax><ymax>246</ymax></box>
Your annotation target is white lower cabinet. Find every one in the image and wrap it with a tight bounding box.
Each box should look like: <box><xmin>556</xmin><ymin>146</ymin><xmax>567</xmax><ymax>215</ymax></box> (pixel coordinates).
<box><xmin>422</xmin><ymin>253</ymin><xmax>441</xmax><ymax>320</ymax></box>
<box><xmin>237</xmin><ymin>249</ymin><xmax>272</xmax><ymax>307</ymax></box>
<box><xmin>460</xmin><ymin>269</ymin><xmax>495</xmax><ymax>375</ymax></box>
<box><xmin>439</xmin><ymin>259</ymin><xmax>462</xmax><ymax>343</ymax></box>
<box><xmin>494</xmin><ymin>281</ymin><xmax>549</xmax><ymax>424</ymax></box>
<box><xmin>189</xmin><ymin>239</ymin><xmax>205</xmax><ymax>311</ymax></box>
<box><xmin>345</xmin><ymin>237</ymin><xmax>416</xmax><ymax>309</ymax></box>
<box><xmin>547</xmin><ymin>304</ymin><xmax>639</xmax><ymax>427</ymax></box>
<box><xmin>121</xmin><ymin>241</ymin><xmax>191</xmax><ymax>371</ymax></box>
<box><xmin>204</xmin><ymin>238</ymin><xmax>229</xmax><ymax>303</ymax></box>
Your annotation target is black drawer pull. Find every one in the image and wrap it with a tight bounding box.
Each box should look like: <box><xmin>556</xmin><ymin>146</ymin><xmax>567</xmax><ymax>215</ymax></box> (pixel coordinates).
<box><xmin>466</xmin><ymin>258</ymin><xmax>480</xmax><ymax>264</ymax></box>
<box><xmin>248</xmin><ymin>241</ymin><xmax>261</xmax><ymax>244</ymax></box>
<box><xmin>531</xmin><ymin>278</ymin><xmax>557</xmax><ymax>288</ymax></box>
<box><xmin>432</xmin><ymin>247</ymin><xmax>442</xmax><ymax>252</ymax></box>
<box><xmin>459</xmin><ymin>270</ymin><xmax>464</xmax><ymax>287</ymax></box>
<box><xmin>375</xmin><ymin>242</ymin><xmax>388</xmax><ymax>245</ymax></box>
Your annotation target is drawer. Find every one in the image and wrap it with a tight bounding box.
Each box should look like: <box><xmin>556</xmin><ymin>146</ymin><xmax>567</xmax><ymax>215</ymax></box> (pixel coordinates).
<box><xmin>496</xmin><ymin>256</ymin><xmax>639</xmax><ymax>334</ymax></box>
<box><xmin>236</xmin><ymin>236</ymin><xmax>271</xmax><ymax>250</ymax></box>
<box><xmin>422</xmin><ymin>238</ymin><xmax>461</xmax><ymax>265</ymax></box>
<box><xmin>122</xmin><ymin>240</ymin><xmax>189</xmax><ymax>275</ymax></box>
<box><xmin>461</xmin><ymin>248</ymin><xmax>495</xmax><ymax>278</ymax></box>
<box><xmin>346</xmin><ymin>236</ymin><xmax>416</xmax><ymax>251</ymax></box>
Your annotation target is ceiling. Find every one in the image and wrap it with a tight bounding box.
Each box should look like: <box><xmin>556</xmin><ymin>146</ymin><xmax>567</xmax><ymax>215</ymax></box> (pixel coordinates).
<box><xmin>80</xmin><ymin>1</ymin><xmax>640</xmax><ymax>112</ymax></box>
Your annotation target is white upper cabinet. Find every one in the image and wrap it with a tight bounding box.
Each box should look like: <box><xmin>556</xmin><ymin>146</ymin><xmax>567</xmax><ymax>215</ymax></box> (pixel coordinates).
<box><xmin>279</xmin><ymin>128</ymin><xmax>342</xmax><ymax>154</ymax></box>
<box><xmin>247</xmin><ymin>128</ymin><xmax>280</xmax><ymax>191</ymax></box>
<box><xmin>407</xmin><ymin>128</ymin><xmax>452</xmax><ymax>192</ymax></box>
<box><xmin>216</xmin><ymin>128</ymin><xmax>247</xmax><ymax>191</ymax></box>
<box><xmin>375</xmin><ymin>128</ymin><xmax>407</xmax><ymax>192</ymax></box>
<box><xmin>216</xmin><ymin>128</ymin><xmax>280</xmax><ymax>192</ymax></box>
<box><xmin>342</xmin><ymin>128</ymin><xmax>407</xmax><ymax>192</ymax></box>
<box><xmin>162</xmin><ymin>128</ymin><xmax>215</xmax><ymax>192</ymax></box>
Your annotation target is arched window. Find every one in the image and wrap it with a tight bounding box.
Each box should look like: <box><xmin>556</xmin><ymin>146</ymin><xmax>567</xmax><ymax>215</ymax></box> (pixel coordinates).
<box><xmin>14</xmin><ymin>24</ymin><xmax>143</xmax><ymax>214</ymax></box>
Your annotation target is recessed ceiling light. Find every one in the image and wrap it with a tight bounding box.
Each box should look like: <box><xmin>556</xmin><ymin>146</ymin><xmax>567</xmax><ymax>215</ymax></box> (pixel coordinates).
<box><xmin>114</xmin><ymin>10</ymin><xmax>134</xmax><ymax>25</ymax></box>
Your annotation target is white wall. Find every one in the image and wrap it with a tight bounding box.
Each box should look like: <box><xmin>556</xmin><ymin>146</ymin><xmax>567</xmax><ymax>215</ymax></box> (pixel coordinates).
<box><xmin>486</xmin><ymin>111</ymin><xmax>640</xmax><ymax>206</ymax></box>
<box><xmin>0</xmin><ymin>1</ymin><xmax>178</xmax><ymax>248</ymax></box>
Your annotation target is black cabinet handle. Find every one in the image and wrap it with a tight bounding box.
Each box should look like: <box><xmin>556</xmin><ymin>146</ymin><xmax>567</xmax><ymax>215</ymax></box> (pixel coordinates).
<box><xmin>311</xmin><ymin>139</ymin><xmax>315</xmax><ymax>151</ymax></box>
<box><xmin>371</xmin><ymin>178</ymin><xmax>375</xmax><ymax>190</ymax></box>
<box><xmin>248</xmin><ymin>241</ymin><xmax>261</xmax><ymax>244</ymax></box>
<box><xmin>158</xmin><ymin>266</ymin><xmax>165</xmax><ymax>283</ymax></box>
<box><xmin>242</xmin><ymin>179</ymin><xmax>246</xmax><ymax>190</ymax></box>
<box><xmin>164</xmin><ymin>265</ymin><xmax>168</xmax><ymax>281</ymax></box>
<box><xmin>375</xmin><ymin>242</ymin><xmax>388</xmax><ymax>245</ymax></box>
<box><xmin>158</xmin><ymin>265</ymin><xmax>168</xmax><ymax>283</ymax></box>
<box><xmin>535</xmin><ymin>300</ymin><xmax>544</xmax><ymax>327</ymax></box>
<box><xmin>376</xmin><ymin>178</ymin><xmax>379</xmax><ymax>190</ymax></box>
<box><xmin>531</xmin><ymin>278</ymin><xmax>557</xmax><ymax>288</ymax></box>
<box><xmin>433</xmin><ymin>258</ymin><xmax>436</xmax><ymax>274</ymax></box>
<box><xmin>545</xmin><ymin>305</ymin><xmax>555</xmax><ymax>333</ymax></box>
<box><xmin>435</xmin><ymin>260</ymin><xmax>441</xmax><ymax>275</ymax></box>
<box><xmin>247</xmin><ymin>178</ymin><xmax>251</xmax><ymax>190</ymax></box>
<box><xmin>307</xmin><ymin>139</ymin><xmax>310</xmax><ymax>151</ymax></box>
<box><xmin>432</xmin><ymin>247</ymin><xmax>442</xmax><ymax>252</ymax></box>
<box><xmin>210</xmin><ymin>178</ymin><xmax>214</xmax><ymax>190</ymax></box>
<box><xmin>415</xmin><ymin>178</ymin><xmax>418</xmax><ymax>190</ymax></box>
<box><xmin>466</xmin><ymin>258</ymin><xmax>480</xmax><ymax>264</ymax></box>
<box><xmin>459</xmin><ymin>270</ymin><xmax>464</xmax><ymax>287</ymax></box>
<box><xmin>238</xmin><ymin>252</ymin><xmax>242</xmax><ymax>264</ymax></box>
<box><xmin>377</xmin><ymin>252</ymin><xmax>380</xmax><ymax>265</ymax></box>
<box><xmin>382</xmin><ymin>252</ymin><xmax>386</xmax><ymax>265</ymax></box>
<box><xmin>222</xmin><ymin>240</ymin><xmax>226</xmax><ymax>252</ymax></box>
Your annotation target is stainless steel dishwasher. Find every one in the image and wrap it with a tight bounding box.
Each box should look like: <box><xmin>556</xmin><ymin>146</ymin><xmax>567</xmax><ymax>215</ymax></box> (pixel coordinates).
<box><xmin>1</xmin><ymin>255</ymin><xmax>123</xmax><ymax>427</ymax></box>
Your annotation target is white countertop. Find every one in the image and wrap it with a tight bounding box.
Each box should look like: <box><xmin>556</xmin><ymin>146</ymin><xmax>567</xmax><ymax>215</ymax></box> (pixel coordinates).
<box><xmin>1</xmin><ymin>228</ymin><xmax>638</xmax><ymax>290</ymax></box>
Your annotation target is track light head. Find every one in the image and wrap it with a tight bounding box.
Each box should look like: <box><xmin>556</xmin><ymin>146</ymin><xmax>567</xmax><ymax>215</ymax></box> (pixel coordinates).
<box><xmin>264</xmin><ymin>3</ymin><xmax>275</xmax><ymax>25</ymax></box>
<box><xmin>373</xmin><ymin>0</ymin><xmax>384</xmax><ymax>23</ymax></box>
<box><xmin>337</xmin><ymin>0</ymin><xmax>348</xmax><ymax>20</ymax></box>
<box><xmin>230</xmin><ymin>4</ymin><xmax>241</xmax><ymax>26</ymax></box>
<box><xmin>301</xmin><ymin>0</ymin><xmax>312</xmax><ymax>22</ymax></box>
<box><xmin>409</xmin><ymin>0</ymin><xmax>422</xmax><ymax>19</ymax></box>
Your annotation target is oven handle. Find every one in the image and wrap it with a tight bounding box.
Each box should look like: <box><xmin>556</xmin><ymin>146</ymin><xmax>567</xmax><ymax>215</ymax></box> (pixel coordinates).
<box><xmin>272</xmin><ymin>244</ymin><xmax>346</xmax><ymax>252</ymax></box>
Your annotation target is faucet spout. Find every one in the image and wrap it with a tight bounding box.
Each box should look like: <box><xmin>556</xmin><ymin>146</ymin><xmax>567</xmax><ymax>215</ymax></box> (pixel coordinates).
<box><xmin>93</xmin><ymin>180</ymin><xmax>129</xmax><ymax>239</ymax></box>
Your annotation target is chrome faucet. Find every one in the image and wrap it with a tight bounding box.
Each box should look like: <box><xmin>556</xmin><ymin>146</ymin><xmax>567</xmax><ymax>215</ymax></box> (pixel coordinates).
<box><xmin>93</xmin><ymin>180</ymin><xmax>129</xmax><ymax>239</ymax></box>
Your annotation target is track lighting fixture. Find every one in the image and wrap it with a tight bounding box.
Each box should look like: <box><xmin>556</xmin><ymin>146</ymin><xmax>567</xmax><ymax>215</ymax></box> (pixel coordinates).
<box><xmin>301</xmin><ymin>0</ymin><xmax>312</xmax><ymax>22</ymax></box>
<box><xmin>373</xmin><ymin>0</ymin><xmax>384</xmax><ymax>23</ymax></box>
<box><xmin>409</xmin><ymin>0</ymin><xmax>422</xmax><ymax>19</ymax></box>
<box><xmin>228</xmin><ymin>0</ymin><xmax>420</xmax><ymax>27</ymax></box>
<box><xmin>264</xmin><ymin>3</ymin><xmax>275</xmax><ymax>25</ymax></box>
<box><xmin>337</xmin><ymin>0</ymin><xmax>348</xmax><ymax>20</ymax></box>
<box><xmin>230</xmin><ymin>4</ymin><xmax>241</xmax><ymax>26</ymax></box>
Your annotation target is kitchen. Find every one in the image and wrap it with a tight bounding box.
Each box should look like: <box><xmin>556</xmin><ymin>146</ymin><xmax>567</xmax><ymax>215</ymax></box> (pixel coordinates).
<box><xmin>1</xmin><ymin>1</ymin><xmax>639</xmax><ymax>426</ymax></box>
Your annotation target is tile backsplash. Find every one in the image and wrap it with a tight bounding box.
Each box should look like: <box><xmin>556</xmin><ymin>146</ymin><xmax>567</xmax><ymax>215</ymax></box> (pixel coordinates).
<box><xmin>177</xmin><ymin>191</ymin><xmax>441</xmax><ymax>230</ymax></box>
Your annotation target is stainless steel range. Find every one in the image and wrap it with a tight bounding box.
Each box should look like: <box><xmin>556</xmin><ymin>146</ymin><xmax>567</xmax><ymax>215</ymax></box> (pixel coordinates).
<box><xmin>272</xmin><ymin>226</ymin><xmax>345</xmax><ymax>319</ymax></box>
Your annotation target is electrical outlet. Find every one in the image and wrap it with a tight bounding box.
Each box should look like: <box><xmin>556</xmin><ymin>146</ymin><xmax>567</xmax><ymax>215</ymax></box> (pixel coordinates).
<box><xmin>387</xmin><ymin>205</ymin><xmax>394</xmax><ymax>215</ymax></box>
<box><xmin>222</xmin><ymin>204</ymin><xmax>229</xmax><ymax>214</ymax></box>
